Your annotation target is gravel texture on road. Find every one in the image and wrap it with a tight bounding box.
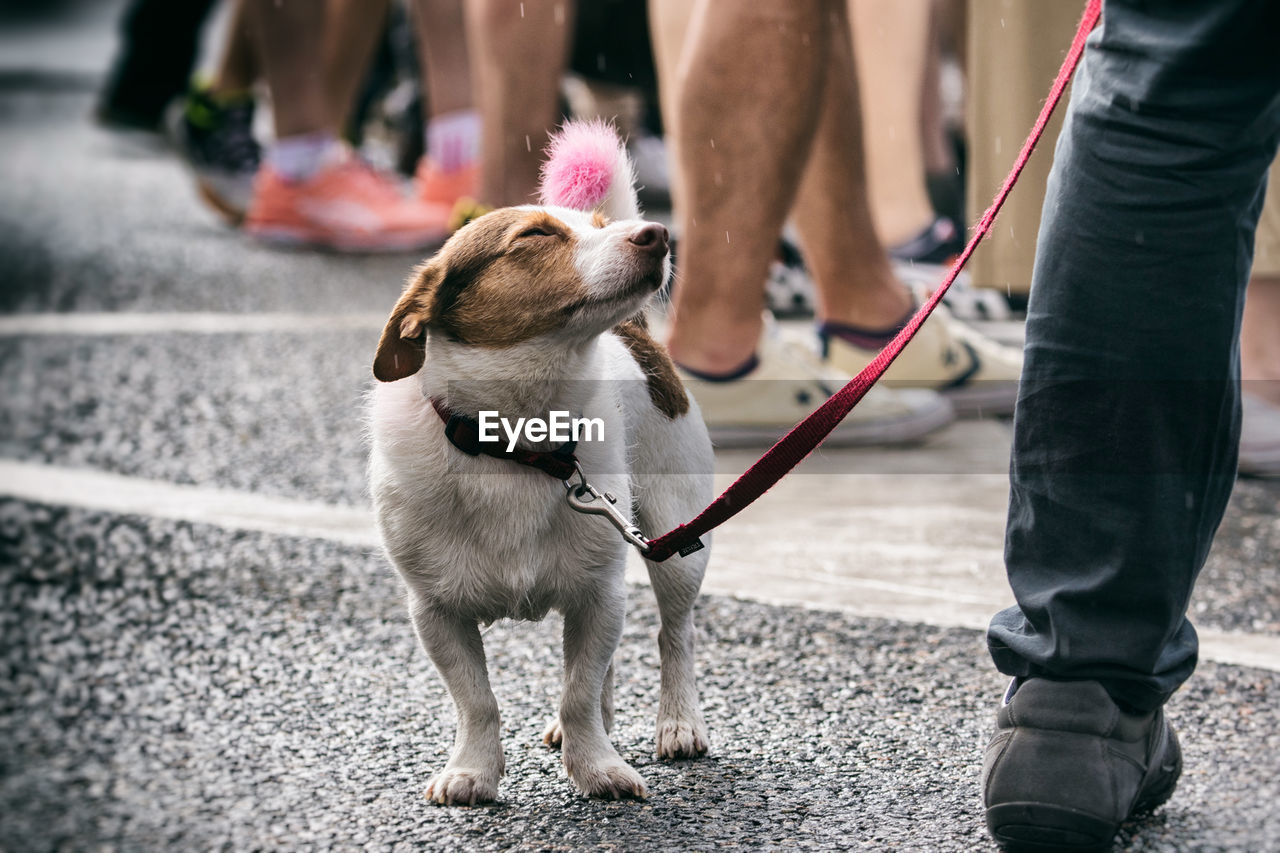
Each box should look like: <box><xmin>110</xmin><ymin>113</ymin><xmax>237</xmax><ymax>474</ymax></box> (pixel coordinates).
<box><xmin>0</xmin><ymin>332</ymin><xmax>374</xmax><ymax>506</ymax></box>
<box><xmin>4</xmin><ymin>499</ymin><xmax>1279</xmax><ymax>852</ymax></box>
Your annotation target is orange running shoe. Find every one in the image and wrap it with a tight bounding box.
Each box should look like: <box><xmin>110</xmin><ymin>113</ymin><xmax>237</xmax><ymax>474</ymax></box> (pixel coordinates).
<box><xmin>415</xmin><ymin>157</ymin><xmax>480</xmax><ymax>210</ymax></box>
<box><xmin>245</xmin><ymin>156</ymin><xmax>451</xmax><ymax>252</ymax></box>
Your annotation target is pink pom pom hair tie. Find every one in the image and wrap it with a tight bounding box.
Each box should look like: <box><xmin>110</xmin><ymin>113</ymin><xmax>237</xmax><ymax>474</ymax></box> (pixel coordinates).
<box><xmin>538</xmin><ymin>120</ymin><xmax>641</xmax><ymax>222</ymax></box>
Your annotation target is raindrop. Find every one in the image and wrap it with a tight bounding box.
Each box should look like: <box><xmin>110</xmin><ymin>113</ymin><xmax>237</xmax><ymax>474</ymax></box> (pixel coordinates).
<box><xmin>525</xmin><ymin>135</ymin><xmax>531</xmax><ymax>152</ymax></box>
<box><xmin>520</xmin><ymin>2</ymin><xmax>525</xmax><ymax>17</ymax></box>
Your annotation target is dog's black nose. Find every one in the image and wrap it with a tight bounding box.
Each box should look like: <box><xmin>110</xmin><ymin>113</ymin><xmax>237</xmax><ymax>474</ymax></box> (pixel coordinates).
<box><xmin>628</xmin><ymin>223</ymin><xmax>669</xmax><ymax>257</ymax></box>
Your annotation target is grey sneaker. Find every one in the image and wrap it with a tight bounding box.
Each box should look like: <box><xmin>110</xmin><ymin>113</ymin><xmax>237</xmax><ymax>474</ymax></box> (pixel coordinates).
<box><xmin>983</xmin><ymin>678</ymin><xmax>1182</xmax><ymax>852</ymax></box>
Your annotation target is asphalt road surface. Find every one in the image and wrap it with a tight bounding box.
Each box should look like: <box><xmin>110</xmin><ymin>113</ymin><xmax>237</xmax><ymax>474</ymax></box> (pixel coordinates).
<box><xmin>2</xmin><ymin>4</ymin><xmax>1279</xmax><ymax>851</ymax></box>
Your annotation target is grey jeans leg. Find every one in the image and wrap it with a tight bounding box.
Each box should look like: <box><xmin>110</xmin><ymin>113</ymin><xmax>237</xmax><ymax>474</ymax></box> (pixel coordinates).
<box><xmin>988</xmin><ymin>0</ymin><xmax>1280</xmax><ymax>713</ymax></box>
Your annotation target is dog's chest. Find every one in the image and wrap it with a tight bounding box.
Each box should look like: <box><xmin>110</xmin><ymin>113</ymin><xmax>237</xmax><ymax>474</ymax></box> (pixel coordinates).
<box><xmin>371</xmin><ymin>381</ymin><xmax>631</xmax><ymax>621</ymax></box>
<box><xmin>448</xmin><ymin>471</ymin><xmax>623</xmax><ymax>610</ymax></box>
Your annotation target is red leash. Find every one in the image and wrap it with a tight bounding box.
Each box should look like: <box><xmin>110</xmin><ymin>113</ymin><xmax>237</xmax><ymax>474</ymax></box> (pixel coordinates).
<box><xmin>642</xmin><ymin>0</ymin><xmax>1102</xmax><ymax>563</ymax></box>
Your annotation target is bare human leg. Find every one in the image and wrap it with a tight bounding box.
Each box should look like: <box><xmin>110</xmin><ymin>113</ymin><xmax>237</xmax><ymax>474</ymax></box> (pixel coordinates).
<box><xmin>413</xmin><ymin>0</ymin><xmax>472</xmax><ymax>117</ymax></box>
<box><xmin>790</xmin><ymin>2</ymin><xmax>912</xmax><ymax>329</ymax></box>
<box><xmin>665</xmin><ymin>0</ymin><xmax>831</xmax><ymax>374</ymax></box>
<box><xmin>242</xmin><ymin>0</ymin><xmax>332</xmax><ymax>139</ymax></box>
<box><xmin>646</xmin><ymin>0</ymin><xmax>694</xmax><ymax>214</ymax></box>
<box><xmin>467</xmin><ymin>0</ymin><xmax>575</xmax><ymax>207</ymax></box>
<box><xmin>209</xmin><ymin>0</ymin><xmax>257</xmax><ymax>97</ymax></box>
<box><xmin>412</xmin><ymin>0</ymin><xmax>480</xmax><ymax>204</ymax></box>
<box><xmin>848</xmin><ymin>0</ymin><xmax>934</xmax><ymax>246</ymax></box>
<box><xmin>323</xmin><ymin>0</ymin><xmax>391</xmax><ymax>135</ymax></box>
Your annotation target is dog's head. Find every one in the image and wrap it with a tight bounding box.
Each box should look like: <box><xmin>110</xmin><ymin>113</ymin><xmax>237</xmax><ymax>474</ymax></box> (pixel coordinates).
<box><xmin>374</xmin><ymin>122</ymin><xmax>669</xmax><ymax>382</ymax></box>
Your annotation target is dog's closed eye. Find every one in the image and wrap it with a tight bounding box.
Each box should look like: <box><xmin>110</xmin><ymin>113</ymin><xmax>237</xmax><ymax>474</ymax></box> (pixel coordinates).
<box><xmin>515</xmin><ymin>225</ymin><xmax>557</xmax><ymax>240</ymax></box>
<box><xmin>511</xmin><ymin>212</ymin><xmax>570</xmax><ymax>245</ymax></box>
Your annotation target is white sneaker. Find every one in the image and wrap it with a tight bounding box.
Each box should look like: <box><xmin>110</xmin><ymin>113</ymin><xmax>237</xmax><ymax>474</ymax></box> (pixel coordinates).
<box><xmin>824</xmin><ymin>303</ymin><xmax>1023</xmax><ymax>417</ymax></box>
<box><xmin>677</xmin><ymin>321</ymin><xmax>955</xmax><ymax>448</ymax></box>
<box><xmin>1240</xmin><ymin>392</ymin><xmax>1280</xmax><ymax>478</ymax></box>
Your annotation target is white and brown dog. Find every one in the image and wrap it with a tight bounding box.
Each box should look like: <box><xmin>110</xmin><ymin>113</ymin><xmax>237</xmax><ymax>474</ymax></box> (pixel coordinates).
<box><xmin>369</xmin><ymin>123</ymin><xmax>713</xmax><ymax>804</ymax></box>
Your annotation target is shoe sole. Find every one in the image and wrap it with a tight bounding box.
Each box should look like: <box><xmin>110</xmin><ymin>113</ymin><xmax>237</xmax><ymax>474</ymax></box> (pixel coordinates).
<box><xmin>987</xmin><ymin>803</ymin><xmax>1117</xmax><ymax>852</ymax></box>
<box><xmin>245</xmin><ymin>224</ymin><xmax>448</xmax><ymax>254</ymax></box>
<box><xmin>706</xmin><ymin>396</ymin><xmax>955</xmax><ymax>449</ymax></box>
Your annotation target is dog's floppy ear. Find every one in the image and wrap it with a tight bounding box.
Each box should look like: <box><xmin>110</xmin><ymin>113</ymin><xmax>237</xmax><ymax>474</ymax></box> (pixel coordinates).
<box><xmin>373</xmin><ymin>261</ymin><xmax>441</xmax><ymax>382</ymax></box>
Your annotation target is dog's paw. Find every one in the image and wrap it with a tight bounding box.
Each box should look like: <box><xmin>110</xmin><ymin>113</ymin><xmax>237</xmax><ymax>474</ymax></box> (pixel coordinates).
<box><xmin>542</xmin><ymin>717</ymin><xmax>563</xmax><ymax>749</ymax></box>
<box><xmin>567</xmin><ymin>757</ymin><xmax>649</xmax><ymax>801</ymax></box>
<box><xmin>424</xmin><ymin>768</ymin><xmax>499</xmax><ymax>806</ymax></box>
<box><xmin>656</xmin><ymin>715</ymin><xmax>709</xmax><ymax>759</ymax></box>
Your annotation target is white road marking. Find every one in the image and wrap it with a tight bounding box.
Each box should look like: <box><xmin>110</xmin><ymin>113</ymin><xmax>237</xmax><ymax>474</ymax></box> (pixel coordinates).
<box><xmin>0</xmin><ymin>312</ymin><xmax>385</xmax><ymax>336</ymax></box>
<box><xmin>2</xmin><ymin>457</ymin><xmax>1277</xmax><ymax>672</ymax></box>
<box><xmin>0</xmin><ymin>458</ymin><xmax>377</xmax><ymax>548</ymax></box>
<box><xmin>0</xmin><ymin>312</ymin><xmax>1021</xmax><ymax>345</ymax></box>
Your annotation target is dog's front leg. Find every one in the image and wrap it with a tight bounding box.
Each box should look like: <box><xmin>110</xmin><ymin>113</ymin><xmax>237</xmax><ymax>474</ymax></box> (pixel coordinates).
<box><xmin>411</xmin><ymin>596</ymin><xmax>505</xmax><ymax>805</ymax></box>
<box><xmin>542</xmin><ymin>658</ymin><xmax>613</xmax><ymax>747</ymax></box>
<box><xmin>647</xmin><ymin>558</ymin><xmax>711</xmax><ymax>759</ymax></box>
<box><xmin>558</xmin><ymin>579</ymin><xmax>648</xmax><ymax>799</ymax></box>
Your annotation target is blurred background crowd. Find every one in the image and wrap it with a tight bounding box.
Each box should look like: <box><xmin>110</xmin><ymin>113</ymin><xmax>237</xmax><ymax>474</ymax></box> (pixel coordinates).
<box><xmin>88</xmin><ymin>0</ymin><xmax>1280</xmax><ymax>472</ymax></box>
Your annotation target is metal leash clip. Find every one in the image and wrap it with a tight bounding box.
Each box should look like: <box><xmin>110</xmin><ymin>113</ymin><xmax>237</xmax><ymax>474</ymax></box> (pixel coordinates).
<box><xmin>563</xmin><ymin>462</ymin><xmax>651</xmax><ymax>554</ymax></box>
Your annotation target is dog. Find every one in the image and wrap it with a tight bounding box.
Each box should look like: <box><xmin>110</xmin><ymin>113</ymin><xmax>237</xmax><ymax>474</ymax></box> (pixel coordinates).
<box><xmin>368</xmin><ymin>122</ymin><xmax>714</xmax><ymax>804</ymax></box>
